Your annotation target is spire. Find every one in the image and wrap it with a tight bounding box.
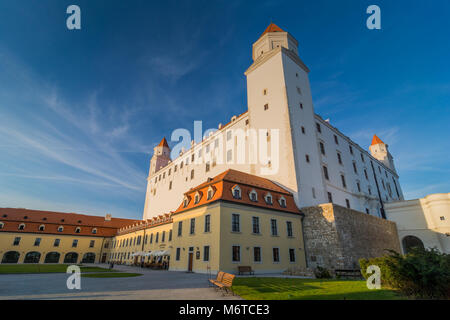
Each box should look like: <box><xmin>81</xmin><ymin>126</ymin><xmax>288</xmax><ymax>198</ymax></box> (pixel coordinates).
<box><xmin>371</xmin><ymin>134</ymin><xmax>385</xmax><ymax>146</ymax></box>
<box><xmin>158</xmin><ymin>137</ymin><xmax>169</xmax><ymax>148</ymax></box>
<box><xmin>259</xmin><ymin>23</ymin><xmax>285</xmax><ymax>38</ymax></box>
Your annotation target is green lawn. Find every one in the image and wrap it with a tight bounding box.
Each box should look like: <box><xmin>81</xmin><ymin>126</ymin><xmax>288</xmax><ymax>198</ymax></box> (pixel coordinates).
<box><xmin>81</xmin><ymin>272</ymin><xmax>142</xmax><ymax>278</ymax></box>
<box><xmin>0</xmin><ymin>264</ymin><xmax>113</xmax><ymax>274</ymax></box>
<box><xmin>232</xmin><ymin>277</ymin><xmax>404</xmax><ymax>300</ymax></box>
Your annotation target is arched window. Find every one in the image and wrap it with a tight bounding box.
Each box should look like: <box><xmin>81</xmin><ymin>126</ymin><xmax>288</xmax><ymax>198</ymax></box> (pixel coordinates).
<box><xmin>190</xmin><ymin>169</ymin><xmax>195</xmax><ymax>180</ymax></box>
<box><xmin>81</xmin><ymin>252</ymin><xmax>96</xmax><ymax>263</ymax></box>
<box><xmin>75</xmin><ymin>227</ymin><xmax>81</xmax><ymax>233</ymax></box>
<box><xmin>183</xmin><ymin>196</ymin><xmax>190</xmax><ymax>208</ymax></box>
<box><xmin>265</xmin><ymin>193</ymin><xmax>273</xmax><ymax>205</ymax></box>
<box><xmin>58</xmin><ymin>226</ymin><xmax>64</xmax><ymax>232</ymax></box>
<box><xmin>231</xmin><ymin>185</ymin><xmax>242</xmax><ymax>199</ymax></box>
<box><xmin>278</xmin><ymin>196</ymin><xmax>287</xmax><ymax>208</ymax></box>
<box><xmin>1</xmin><ymin>251</ymin><xmax>20</xmax><ymax>263</ymax></box>
<box><xmin>0</xmin><ymin>222</ymin><xmax>4</xmax><ymax>229</ymax></box>
<box><xmin>207</xmin><ymin>186</ymin><xmax>215</xmax><ymax>200</ymax></box>
<box><xmin>249</xmin><ymin>189</ymin><xmax>258</xmax><ymax>202</ymax></box>
<box><xmin>402</xmin><ymin>235</ymin><xmax>425</xmax><ymax>254</ymax></box>
<box><xmin>92</xmin><ymin>228</ymin><xmax>97</xmax><ymax>234</ymax></box>
<box><xmin>194</xmin><ymin>192</ymin><xmax>202</xmax><ymax>204</ymax></box>
<box><xmin>18</xmin><ymin>223</ymin><xmax>25</xmax><ymax>230</ymax></box>
<box><xmin>24</xmin><ymin>251</ymin><xmax>41</xmax><ymax>263</ymax></box>
<box><xmin>39</xmin><ymin>225</ymin><xmax>45</xmax><ymax>231</ymax></box>
<box><xmin>44</xmin><ymin>252</ymin><xmax>60</xmax><ymax>263</ymax></box>
<box><xmin>64</xmin><ymin>252</ymin><xmax>79</xmax><ymax>264</ymax></box>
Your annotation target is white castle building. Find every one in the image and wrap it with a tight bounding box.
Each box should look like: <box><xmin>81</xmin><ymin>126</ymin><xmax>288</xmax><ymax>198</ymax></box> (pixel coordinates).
<box><xmin>143</xmin><ymin>23</ymin><xmax>403</xmax><ymax>220</ymax></box>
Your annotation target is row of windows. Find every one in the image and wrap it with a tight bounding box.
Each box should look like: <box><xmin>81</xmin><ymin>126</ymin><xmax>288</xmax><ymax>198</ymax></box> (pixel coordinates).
<box><xmin>175</xmin><ymin>246</ymin><xmax>210</xmax><ymax>262</ymax></box>
<box><xmin>1</xmin><ymin>251</ymin><xmax>95</xmax><ymax>264</ymax></box>
<box><xmin>231</xmin><ymin>214</ymin><xmax>294</xmax><ymax>237</ymax></box>
<box><xmin>231</xmin><ymin>246</ymin><xmax>297</xmax><ymax>263</ymax></box>
<box><xmin>10</xmin><ymin>237</ymin><xmax>94</xmax><ymax>248</ymax></box>
<box><xmin>0</xmin><ymin>222</ymin><xmax>97</xmax><ymax>234</ymax></box>
<box><xmin>112</xmin><ymin>230</ymin><xmax>173</xmax><ymax>248</ymax></box>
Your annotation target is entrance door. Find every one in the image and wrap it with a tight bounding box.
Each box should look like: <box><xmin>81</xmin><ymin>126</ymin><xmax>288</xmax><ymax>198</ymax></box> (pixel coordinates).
<box><xmin>188</xmin><ymin>252</ymin><xmax>193</xmax><ymax>272</ymax></box>
<box><xmin>101</xmin><ymin>253</ymin><xmax>107</xmax><ymax>263</ymax></box>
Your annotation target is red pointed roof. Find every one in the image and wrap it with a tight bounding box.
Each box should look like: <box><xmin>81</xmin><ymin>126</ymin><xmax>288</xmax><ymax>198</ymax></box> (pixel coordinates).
<box><xmin>158</xmin><ymin>137</ymin><xmax>169</xmax><ymax>148</ymax></box>
<box><xmin>259</xmin><ymin>23</ymin><xmax>285</xmax><ymax>38</ymax></box>
<box><xmin>371</xmin><ymin>135</ymin><xmax>385</xmax><ymax>146</ymax></box>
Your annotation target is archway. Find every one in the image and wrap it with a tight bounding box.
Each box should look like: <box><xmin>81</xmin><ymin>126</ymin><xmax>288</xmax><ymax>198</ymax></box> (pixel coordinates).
<box><xmin>24</xmin><ymin>251</ymin><xmax>41</xmax><ymax>263</ymax></box>
<box><xmin>64</xmin><ymin>252</ymin><xmax>78</xmax><ymax>264</ymax></box>
<box><xmin>81</xmin><ymin>252</ymin><xmax>95</xmax><ymax>263</ymax></box>
<box><xmin>402</xmin><ymin>235</ymin><xmax>425</xmax><ymax>254</ymax></box>
<box><xmin>1</xmin><ymin>251</ymin><xmax>20</xmax><ymax>263</ymax></box>
<box><xmin>44</xmin><ymin>252</ymin><xmax>61</xmax><ymax>263</ymax></box>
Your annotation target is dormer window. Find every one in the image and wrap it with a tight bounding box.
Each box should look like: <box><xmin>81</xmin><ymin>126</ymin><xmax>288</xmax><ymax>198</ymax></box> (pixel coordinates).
<box><xmin>265</xmin><ymin>193</ymin><xmax>273</xmax><ymax>205</ymax></box>
<box><xmin>23</xmin><ymin>216</ymin><xmax>28</xmax><ymax>219</ymax></box>
<box><xmin>231</xmin><ymin>185</ymin><xmax>242</xmax><ymax>199</ymax></box>
<box><xmin>92</xmin><ymin>228</ymin><xmax>97</xmax><ymax>234</ymax></box>
<box><xmin>18</xmin><ymin>223</ymin><xmax>25</xmax><ymax>230</ymax></box>
<box><xmin>39</xmin><ymin>225</ymin><xmax>45</xmax><ymax>231</ymax></box>
<box><xmin>183</xmin><ymin>196</ymin><xmax>190</xmax><ymax>208</ymax></box>
<box><xmin>194</xmin><ymin>192</ymin><xmax>201</xmax><ymax>204</ymax></box>
<box><xmin>0</xmin><ymin>222</ymin><xmax>4</xmax><ymax>229</ymax></box>
<box><xmin>58</xmin><ymin>226</ymin><xmax>64</xmax><ymax>232</ymax></box>
<box><xmin>207</xmin><ymin>186</ymin><xmax>215</xmax><ymax>200</ymax></box>
<box><xmin>279</xmin><ymin>196</ymin><xmax>287</xmax><ymax>208</ymax></box>
<box><xmin>75</xmin><ymin>227</ymin><xmax>81</xmax><ymax>233</ymax></box>
<box><xmin>249</xmin><ymin>189</ymin><xmax>258</xmax><ymax>202</ymax></box>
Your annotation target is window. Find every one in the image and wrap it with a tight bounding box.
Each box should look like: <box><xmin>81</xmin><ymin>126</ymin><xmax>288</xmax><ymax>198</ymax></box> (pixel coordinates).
<box><xmin>75</xmin><ymin>227</ymin><xmax>81</xmax><ymax>233</ymax></box>
<box><xmin>203</xmin><ymin>246</ymin><xmax>210</xmax><ymax>262</ymax></box>
<box><xmin>272</xmin><ymin>248</ymin><xmax>280</xmax><ymax>262</ymax></box>
<box><xmin>365</xmin><ymin>208</ymin><xmax>370</xmax><ymax>214</ymax></box>
<box><xmin>353</xmin><ymin>161</ymin><xmax>358</xmax><ymax>174</ymax></box>
<box><xmin>72</xmin><ymin>239</ymin><xmax>78</xmax><ymax>248</ymax></box>
<box><xmin>312</xmin><ymin>187</ymin><xmax>316</xmax><ymax>198</ymax></box>
<box><xmin>286</xmin><ymin>221</ymin><xmax>293</xmax><ymax>237</ymax></box>
<box><xmin>296</xmin><ymin>87</ymin><xmax>302</xmax><ymax>94</ymax></box>
<box><xmin>204</xmin><ymin>215</ymin><xmax>211</xmax><ymax>232</ymax></box>
<box><xmin>232</xmin><ymin>246</ymin><xmax>240</xmax><ymax>262</ymax></box>
<box><xmin>226</xmin><ymin>149</ymin><xmax>233</xmax><ymax>162</ymax></box>
<box><xmin>319</xmin><ymin>142</ymin><xmax>325</xmax><ymax>155</ymax></box>
<box><xmin>440</xmin><ymin>216</ymin><xmax>445</xmax><ymax>221</ymax></box>
<box><xmin>334</xmin><ymin>135</ymin><xmax>339</xmax><ymax>144</ymax></box>
<box><xmin>323</xmin><ymin>166</ymin><xmax>329</xmax><ymax>180</ymax></box>
<box><xmin>364</xmin><ymin>169</ymin><xmax>369</xmax><ymax>180</ymax></box>
<box><xmin>279</xmin><ymin>197</ymin><xmax>287</xmax><ymax>208</ymax></box>
<box><xmin>92</xmin><ymin>228</ymin><xmax>97</xmax><ymax>234</ymax></box>
<box><xmin>183</xmin><ymin>197</ymin><xmax>189</xmax><ymax>207</ymax></box>
<box><xmin>368</xmin><ymin>187</ymin><xmax>372</xmax><ymax>195</ymax></box>
<box><xmin>13</xmin><ymin>237</ymin><xmax>20</xmax><ymax>246</ymax></box>
<box><xmin>265</xmin><ymin>193</ymin><xmax>273</xmax><ymax>205</ymax></box>
<box><xmin>232</xmin><ymin>186</ymin><xmax>241</xmax><ymax>199</ymax></box>
<box><xmin>249</xmin><ymin>190</ymin><xmax>258</xmax><ymax>202</ymax></box>
<box><xmin>180</xmin><ymin>162</ymin><xmax>184</xmax><ymax>169</ymax></box>
<box><xmin>39</xmin><ymin>225</ymin><xmax>45</xmax><ymax>231</ymax></box>
<box><xmin>18</xmin><ymin>223</ymin><xmax>25</xmax><ymax>230</ymax></box>
<box><xmin>252</xmin><ymin>217</ymin><xmax>260</xmax><ymax>234</ymax></box>
<box><xmin>194</xmin><ymin>193</ymin><xmax>200</xmax><ymax>204</ymax></box>
<box><xmin>176</xmin><ymin>248</ymin><xmax>181</xmax><ymax>261</ymax></box>
<box><xmin>169</xmin><ymin>181</ymin><xmax>172</xmax><ymax>190</ymax></box>
<box><xmin>0</xmin><ymin>222</ymin><xmax>4</xmax><ymax>229</ymax></box>
<box><xmin>264</xmin><ymin>104</ymin><xmax>269</xmax><ymax>110</ymax></box>
<box><xmin>227</xmin><ymin>130</ymin><xmax>232</xmax><ymax>140</ymax></box>
<box><xmin>337</xmin><ymin>152</ymin><xmax>342</xmax><ymax>165</ymax></box>
<box><xmin>190</xmin><ymin>169</ymin><xmax>194</xmax><ymax>180</ymax></box>
<box><xmin>150</xmin><ymin>233</ymin><xmax>153</xmax><ymax>243</ymax></box>
<box><xmin>345</xmin><ymin>199</ymin><xmax>350</xmax><ymax>209</ymax></box>
<box><xmin>34</xmin><ymin>238</ymin><xmax>41</xmax><ymax>246</ymax></box>
<box><xmin>271</xmin><ymin>219</ymin><xmax>278</xmax><ymax>236</ymax></box>
<box><xmin>191</xmin><ymin>154</ymin><xmax>195</xmax><ymax>162</ymax></box>
<box><xmin>328</xmin><ymin>192</ymin><xmax>333</xmax><ymax>203</ymax></box>
<box><xmin>89</xmin><ymin>240</ymin><xmax>95</xmax><ymax>248</ymax></box>
<box><xmin>253</xmin><ymin>247</ymin><xmax>261</xmax><ymax>263</ymax></box>
<box><xmin>357</xmin><ymin>182</ymin><xmax>361</xmax><ymax>192</ymax></box>
<box><xmin>155</xmin><ymin>232</ymin><xmax>159</xmax><ymax>243</ymax></box>
<box><xmin>341</xmin><ymin>174</ymin><xmax>347</xmax><ymax>188</ymax></box>
<box><xmin>231</xmin><ymin>214</ymin><xmax>240</xmax><ymax>232</ymax></box>
<box><xmin>54</xmin><ymin>239</ymin><xmax>60</xmax><ymax>247</ymax></box>
<box><xmin>178</xmin><ymin>221</ymin><xmax>182</xmax><ymax>236</ymax></box>
<box><xmin>349</xmin><ymin>145</ymin><xmax>353</xmax><ymax>155</ymax></box>
<box><xmin>299</xmin><ymin>103</ymin><xmax>303</xmax><ymax>109</ymax></box>
<box><xmin>205</xmin><ymin>162</ymin><xmax>210</xmax><ymax>172</ymax></box>
<box><xmin>190</xmin><ymin>218</ymin><xmax>195</xmax><ymax>234</ymax></box>
<box><xmin>301</xmin><ymin>126</ymin><xmax>305</xmax><ymax>134</ymax></box>
<box><xmin>162</xmin><ymin>231</ymin><xmax>166</xmax><ymax>242</ymax></box>
<box><xmin>316</xmin><ymin>123</ymin><xmax>321</xmax><ymax>133</ymax></box>
<box><xmin>289</xmin><ymin>249</ymin><xmax>296</xmax><ymax>262</ymax></box>
<box><xmin>305</xmin><ymin>154</ymin><xmax>310</xmax><ymax>163</ymax></box>
<box><xmin>361</xmin><ymin>153</ymin><xmax>365</xmax><ymax>162</ymax></box>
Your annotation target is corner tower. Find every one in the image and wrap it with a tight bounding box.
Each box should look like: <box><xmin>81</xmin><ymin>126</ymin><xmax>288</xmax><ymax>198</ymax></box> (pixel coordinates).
<box><xmin>369</xmin><ymin>135</ymin><xmax>397</xmax><ymax>174</ymax></box>
<box><xmin>149</xmin><ymin>137</ymin><xmax>171</xmax><ymax>175</ymax></box>
<box><xmin>245</xmin><ymin>23</ymin><xmax>326</xmax><ymax>207</ymax></box>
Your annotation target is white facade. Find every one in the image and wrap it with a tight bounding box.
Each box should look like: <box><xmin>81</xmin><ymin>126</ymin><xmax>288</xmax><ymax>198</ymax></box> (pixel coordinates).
<box><xmin>385</xmin><ymin>193</ymin><xmax>450</xmax><ymax>253</ymax></box>
<box><xmin>142</xmin><ymin>24</ymin><xmax>404</xmax><ymax>220</ymax></box>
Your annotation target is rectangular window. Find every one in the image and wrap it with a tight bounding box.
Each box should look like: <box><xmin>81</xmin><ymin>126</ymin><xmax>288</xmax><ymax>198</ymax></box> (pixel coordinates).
<box><xmin>272</xmin><ymin>248</ymin><xmax>280</xmax><ymax>262</ymax></box>
<box><xmin>162</xmin><ymin>231</ymin><xmax>166</xmax><ymax>242</ymax></box>
<box><xmin>337</xmin><ymin>152</ymin><xmax>342</xmax><ymax>164</ymax></box>
<box><xmin>253</xmin><ymin>247</ymin><xmax>261</xmax><ymax>262</ymax></box>
<box><xmin>150</xmin><ymin>233</ymin><xmax>153</xmax><ymax>244</ymax></box>
<box><xmin>72</xmin><ymin>239</ymin><xmax>78</xmax><ymax>248</ymax></box>
<box><xmin>252</xmin><ymin>217</ymin><xmax>260</xmax><ymax>234</ymax></box>
<box><xmin>89</xmin><ymin>240</ymin><xmax>95</xmax><ymax>248</ymax></box>
<box><xmin>341</xmin><ymin>174</ymin><xmax>347</xmax><ymax>188</ymax></box>
<box><xmin>271</xmin><ymin>219</ymin><xmax>278</xmax><ymax>236</ymax></box>
<box><xmin>227</xmin><ymin>130</ymin><xmax>232</xmax><ymax>140</ymax></box>
<box><xmin>34</xmin><ymin>238</ymin><xmax>41</xmax><ymax>246</ymax></box>
<box><xmin>353</xmin><ymin>161</ymin><xmax>358</xmax><ymax>174</ymax></box>
<box><xmin>226</xmin><ymin>149</ymin><xmax>233</xmax><ymax>162</ymax></box>
<box><xmin>231</xmin><ymin>214</ymin><xmax>240</xmax><ymax>232</ymax></box>
<box><xmin>232</xmin><ymin>246</ymin><xmax>240</xmax><ymax>262</ymax></box>
<box><xmin>320</xmin><ymin>142</ymin><xmax>325</xmax><ymax>155</ymax></box>
<box><xmin>357</xmin><ymin>182</ymin><xmax>361</xmax><ymax>192</ymax></box>
<box><xmin>364</xmin><ymin>169</ymin><xmax>369</xmax><ymax>180</ymax></box>
<box><xmin>205</xmin><ymin>162</ymin><xmax>210</xmax><ymax>172</ymax></box>
<box><xmin>178</xmin><ymin>221</ymin><xmax>182</xmax><ymax>236</ymax></box>
<box><xmin>334</xmin><ymin>135</ymin><xmax>339</xmax><ymax>144</ymax></box>
<box><xmin>345</xmin><ymin>199</ymin><xmax>350</xmax><ymax>209</ymax></box>
<box><xmin>155</xmin><ymin>232</ymin><xmax>159</xmax><ymax>243</ymax></box>
<box><xmin>289</xmin><ymin>249</ymin><xmax>296</xmax><ymax>262</ymax></box>
<box><xmin>169</xmin><ymin>181</ymin><xmax>172</xmax><ymax>190</ymax></box>
<box><xmin>301</xmin><ymin>126</ymin><xmax>305</xmax><ymax>134</ymax></box>
<box><xmin>190</xmin><ymin>218</ymin><xmax>195</xmax><ymax>234</ymax></box>
<box><xmin>349</xmin><ymin>145</ymin><xmax>353</xmax><ymax>155</ymax></box>
<box><xmin>323</xmin><ymin>166</ymin><xmax>329</xmax><ymax>180</ymax></box>
<box><xmin>176</xmin><ymin>248</ymin><xmax>181</xmax><ymax>261</ymax></box>
<box><xmin>169</xmin><ymin>230</ymin><xmax>172</xmax><ymax>241</ymax></box>
<box><xmin>286</xmin><ymin>221</ymin><xmax>293</xmax><ymax>237</ymax></box>
<box><xmin>54</xmin><ymin>239</ymin><xmax>60</xmax><ymax>247</ymax></box>
<box><xmin>305</xmin><ymin>154</ymin><xmax>310</xmax><ymax>163</ymax></box>
<box><xmin>204</xmin><ymin>215</ymin><xmax>211</xmax><ymax>233</ymax></box>
<box><xmin>328</xmin><ymin>192</ymin><xmax>333</xmax><ymax>203</ymax></box>
<box><xmin>203</xmin><ymin>246</ymin><xmax>210</xmax><ymax>262</ymax></box>
<box><xmin>264</xmin><ymin>104</ymin><xmax>269</xmax><ymax>110</ymax></box>
<box><xmin>361</xmin><ymin>153</ymin><xmax>365</xmax><ymax>162</ymax></box>
<box><xmin>316</xmin><ymin>123</ymin><xmax>321</xmax><ymax>133</ymax></box>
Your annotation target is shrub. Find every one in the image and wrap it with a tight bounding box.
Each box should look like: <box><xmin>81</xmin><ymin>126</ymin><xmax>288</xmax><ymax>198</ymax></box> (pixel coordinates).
<box><xmin>314</xmin><ymin>266</ymin><xmax>332</xmax><ymax>279</ymax></box>
<box><xmin>359</xmin><ymin>248</ymin><xmax>450</xmax><ymax>299</ymax></box>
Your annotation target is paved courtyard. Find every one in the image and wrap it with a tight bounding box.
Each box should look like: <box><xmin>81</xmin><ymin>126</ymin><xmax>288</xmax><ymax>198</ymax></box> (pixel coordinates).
<box><xmin>0</xmin><ymin>264</ymin><xmax>241</xmax><ymax>300</ymax></box>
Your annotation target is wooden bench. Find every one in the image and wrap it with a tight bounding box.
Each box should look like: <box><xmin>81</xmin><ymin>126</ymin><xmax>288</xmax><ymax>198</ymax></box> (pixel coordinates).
<box><xmin>238</xmin><ymin>266</ymin><xmax>254</xmax><ymax>275</ymax></box>
<box><xmin>209</xmin><ymin>271</ymin><xmax>235</xmax><ymax>295</ymax></box>
<box><xmin>209</xmin><ymin>271</ymin><xmax>224</xmax><ymax>287</ymax></box>
<box><xmin>334</xmin><ymin>269</ymin><xmax>362</xmax><ymax>278</ymax></box>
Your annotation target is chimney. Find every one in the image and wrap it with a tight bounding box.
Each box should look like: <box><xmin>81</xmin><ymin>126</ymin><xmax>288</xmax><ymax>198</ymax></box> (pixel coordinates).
<box><xmin>105</xmin><ymin>213</ymin><xmax>112</xmax><ymax>221</ymax></box>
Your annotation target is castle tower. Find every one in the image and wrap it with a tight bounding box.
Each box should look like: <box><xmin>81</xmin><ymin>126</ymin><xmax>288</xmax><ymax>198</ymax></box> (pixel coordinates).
<box><xmin>245</xmin><ymin>23</ymin><xmax>327</xmax><ymax>207</ymax></box>
<box><xmin>149</xmin><ymin>137</ymin><xmax>171</xmax><ymax>175</ymax></box>
<box><xmin>369</xmin><ymin>135</ymin><xmax>397</xmax><ymax>174</ymax></box>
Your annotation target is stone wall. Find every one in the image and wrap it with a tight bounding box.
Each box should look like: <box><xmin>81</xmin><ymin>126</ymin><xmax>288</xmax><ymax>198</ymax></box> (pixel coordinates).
<box><xmin>301</xmin><ymin>203</ymin><xmax>401</xmax><ymax>270</ymax></box>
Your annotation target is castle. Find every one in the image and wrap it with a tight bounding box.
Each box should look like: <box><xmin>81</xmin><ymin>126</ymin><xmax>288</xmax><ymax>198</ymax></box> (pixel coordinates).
<box><xmin>143</xmin><ymin>23</ymin><xmax>403</xmax><ymax>221</ymax></box>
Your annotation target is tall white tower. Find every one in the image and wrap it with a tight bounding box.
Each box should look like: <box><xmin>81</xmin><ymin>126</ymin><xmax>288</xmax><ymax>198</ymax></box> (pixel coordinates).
<box><xmin>149</xmin><ymin>137</ymin><xmax>171</xmax><ymax>175</ymax></box>
<box><xmin>369</xmin><ymin>135</ymin><xmax>397</xmax><ymax>174</ymax></box>
<box><xmin>245</xmin><ymin>23</ymin><xmax>327</xmax><ymax>207</ymax></box>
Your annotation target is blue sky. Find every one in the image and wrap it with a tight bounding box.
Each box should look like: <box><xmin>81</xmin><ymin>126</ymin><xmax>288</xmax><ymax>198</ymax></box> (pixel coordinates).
<box><xmin>0</xmin><ymin>0</ymin><xmax>449</xmax><ymax>219</ymax></box>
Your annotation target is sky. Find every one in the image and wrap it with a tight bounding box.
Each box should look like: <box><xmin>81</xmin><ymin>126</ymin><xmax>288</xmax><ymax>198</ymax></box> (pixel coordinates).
<box><xmin>0</xmin><ymin>0</ymin><xmax>449</xmax><ymax>220</ymax></box>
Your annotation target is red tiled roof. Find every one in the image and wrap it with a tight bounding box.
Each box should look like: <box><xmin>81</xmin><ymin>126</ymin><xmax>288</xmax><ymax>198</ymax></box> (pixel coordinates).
<box><xmin>0</xmin><ymin>208</ymin><xmax>140</xmax><ymax>237</ymax></box>
<box><xmin>371</xmin><ymin>134</ymin><xmax>385</xmax><ymax>146</ymax></box>
<box><xmin>174</xmin><ymin>169</ymin><xmax>300</xmax><ymax>215</ymax></box>
<box><xmin>259</xmin><ymin>23</ymin><xmax>285</xmax><ymax>38</ymax></box>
